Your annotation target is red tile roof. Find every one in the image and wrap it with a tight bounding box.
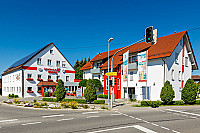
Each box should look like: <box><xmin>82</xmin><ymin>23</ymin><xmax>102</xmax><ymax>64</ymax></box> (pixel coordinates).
<box><xmin>37</xmin><ymin>81</ymin><xmax>57</xmax><ymax>86</ymax></box>
<box><xmin>81</xmin><ymin>31</ymin><xmax>197</xmax><ymax>70</ymax></box>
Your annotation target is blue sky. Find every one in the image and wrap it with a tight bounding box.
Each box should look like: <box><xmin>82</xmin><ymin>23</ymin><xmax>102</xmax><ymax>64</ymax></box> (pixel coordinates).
<box><xmin>0</xmin><ymin>0</ymin><xmax>200</xmax><ymax>76</ymax></box>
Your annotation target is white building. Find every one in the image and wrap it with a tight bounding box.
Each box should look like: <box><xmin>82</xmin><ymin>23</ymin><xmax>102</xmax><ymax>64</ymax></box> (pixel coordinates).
<box><xmin>80</xmin><ymin>31</ymin><xmax>198</xmax><ymax>101</ymax></box>
<box><xmin>2</xmin><ymin>43</ymin><xmax>79</xmax><ymax>98</ymax></box>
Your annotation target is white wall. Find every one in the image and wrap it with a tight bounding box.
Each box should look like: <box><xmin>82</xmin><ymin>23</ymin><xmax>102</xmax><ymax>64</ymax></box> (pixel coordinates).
<box><xmin>2</xmin><ymin>69</ymin><xmax>23</xmax><ymax>97</ymax></box>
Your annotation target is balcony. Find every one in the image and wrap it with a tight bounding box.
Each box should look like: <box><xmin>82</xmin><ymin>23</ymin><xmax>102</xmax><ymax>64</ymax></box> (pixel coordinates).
<box><xmin>90</xmin><ymin>68</ymin><xmax>101</xmax><ymax>74</ymax></box>
<box><xmin>128</xmin><ymin>62</ymin><xmax>138</xmax><ymax>70</ymax></box>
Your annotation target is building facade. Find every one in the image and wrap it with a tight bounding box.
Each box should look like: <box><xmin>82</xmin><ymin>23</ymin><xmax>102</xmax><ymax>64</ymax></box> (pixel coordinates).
<box><xmin>2</xmin><ymin>43</ymin><xmax>79</xmax><ymax>98</ymax></box>
<box><xmin>81</xmin><ymin>31</ymin><xmax>198</xmax><ymax>101</ymax></box>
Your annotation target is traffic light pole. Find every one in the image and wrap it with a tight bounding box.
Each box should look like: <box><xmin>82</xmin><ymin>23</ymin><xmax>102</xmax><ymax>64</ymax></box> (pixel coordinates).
<box><xmin>110</xmin><ymin>38</ymin><xmax>145</xmax><ymax>108</ymax></box>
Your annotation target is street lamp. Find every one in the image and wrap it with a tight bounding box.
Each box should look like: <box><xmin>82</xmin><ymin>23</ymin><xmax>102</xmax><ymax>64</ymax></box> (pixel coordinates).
<box><xmin>108</xmin><ymin>37</ymin><xmax>113</xmax><ymax>105</ymax></box>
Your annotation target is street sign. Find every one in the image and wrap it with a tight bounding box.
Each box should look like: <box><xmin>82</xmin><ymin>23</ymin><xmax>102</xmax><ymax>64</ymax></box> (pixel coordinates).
<box><xmin>105</xmin><ymin>72</ymin><xmax>117</xmax><ymax>76</ymax></box>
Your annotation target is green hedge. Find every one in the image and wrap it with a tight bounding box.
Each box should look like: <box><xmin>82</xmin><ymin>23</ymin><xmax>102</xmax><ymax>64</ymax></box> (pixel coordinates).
<box><xmin>42</xmin><ymin>98</ymin><xmax>58</xmax><ymax>102</ymax></box>
<box><xmin>8</xmin><ymin>94</ymin><xmax>18</xmax><ymax>98</ymax></box>
<box><xmin>141</xmin><ymin>101</ymin><xmax>162</xmax><ymax>107</ymax></box>
<box><xmin>93</xmin><ymin>100</ymin><xmax>105</xmax><ymax>104</ymax></box>
<box><xmin>195</xmin><ymin>100</ymin><xmax>200</xmax><ymax>104</ymax></box>
<box><xmin>98</xmin><ymin>94</ymin><xmax>111</xmax><ymax>99</ymax></box>
<box><xmin>44</xmin><ymin>92</ymin><xmax>49</xmax><ymax>97</ymax></box>
<box><xmin>173</xmin><ymin>100</ymin><xmax>185</xmax><ymax>105</ymax></box>
<box><xmin>62</xmin><ymin>99</ymin><xmax>87</xmax><ymax>104</ymax></box>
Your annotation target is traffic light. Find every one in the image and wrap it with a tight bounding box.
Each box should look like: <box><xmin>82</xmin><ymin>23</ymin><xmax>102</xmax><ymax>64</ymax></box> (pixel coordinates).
<box><xmin>145</xmin><ymin>26</ymin><xmax>153</xmax><ymax>43</ymax></box>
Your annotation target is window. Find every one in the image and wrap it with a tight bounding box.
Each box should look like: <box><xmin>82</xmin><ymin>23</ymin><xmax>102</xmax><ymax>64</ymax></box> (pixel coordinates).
<box><xmin>66</xmin><ymin>76</ymin><xmax>69</xmax><ymax>82</ymax></box>
<box><xmin>98</xmin><ymin>75</ymin><xmax>100</xmax><ymax>79</ymax></box>
<box><xmin>185</xmin><ymin>57</ymin><xmax>188</xmax><ymax>67</ymax></box>
<box><xmin>17</xmin><ymin>87</ymin><xmax>18</xmax><ymax>93</ymax></box>
<box><xmin>56</xmin><ymin>61</ymin><xmax>60</xmax><ymax>67</ymax></box>
<box><xmin>178</xmin><ymin>71</ymin><xmax>181</xmax><ymax>81</ymax></box>
<box><xmin>37</xmin><ymin>58</ymin><xmax>41</xmax><ymax>65</ymax></box>
<box><xmin>38</xmin><ymin>74</ymin><xmax>41</xmax><ymax>79</ymax></box>
<box><xmin>175</xmin><ymin>53</ymin><xmax>179</xmax><ymax>64</ymax></box>
<box><xmin>19</xmin><ymin>87</ymin><xmax>21</xmax><ymax>93</ymax></box>
<box><xmin>38</xmin><ymin>87</ymin><xmax>42</xmax><ymax>91</ymax></box>
<box><xmin>50</xmin><ymin>50</ymin><xmax>53</xmax><ymax>54</ymax></box>
<box><xmin>57</xmin><ymin>75</ymin><xmax>60</xmax><ymax>80</ymax></box>
<box><xmin>129</xmin><ymin>56</ymin><xmax>137</xmax><ymax>63</ymax></box>
<box><xmin>106</xmin><ymin>79</ymin><xmax>109</xmax><ymax>90</ymax></box>
<box><xmin>182</xmin><ymin>72</ymin><xmax>184</xmax><ymax>80</ymax></box>
<box><xmin>48</xmin><ymin>75</ymin><xmax>51</xmax><ymax>79</ymax></box>
<box><xmin>27</xmin><ymin>74</ymin><xmax>32</xmax><ymax>79</ymax></box>
<box><xmin>27</xmin><ymin>87</ymin><xmax>32</xmax><ymax>91</ymax></box>
<box><xmin>171</xmin><ymin>69</ymin><xmax>175</xmax><ymax>81</ymax></box>
<box><xmin>47</xmin><ymin>59</ymin><xmax>52</xmax><ymax>66</ymax></box>
<box><xmin>62</xmin><ymin>61</ymin><xmax>66</xmax><ymax>67</ymax></box>
<box><xmin>13</xmin><ymin>75</ymin><xmax>14</xmax><ymax>82</ymax></box>
<box><xmin>97</xmin><ymin>63</ymin><xmax>101</xmax><ymax>68</ymax></box>
<box><xmin>117</xmin><ymin>78</ymin><xmax>120</xmax><ymax>90</ymax></box>
<box><xmin>130</xmin><ymin>71</ymin><xmax>133</xmax><ymax>81</ymax></box>
<box><xmin>7</xmin><ymin>87</ymin><xmax>9</xmax><ymax>92</ymax></box>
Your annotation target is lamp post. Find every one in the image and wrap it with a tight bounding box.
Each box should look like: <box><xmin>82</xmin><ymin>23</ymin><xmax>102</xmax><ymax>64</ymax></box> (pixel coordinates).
<box><xmin>108</xmin><ymin>37</ymin><xmax>113</xmax><ymax>105</ymax></box>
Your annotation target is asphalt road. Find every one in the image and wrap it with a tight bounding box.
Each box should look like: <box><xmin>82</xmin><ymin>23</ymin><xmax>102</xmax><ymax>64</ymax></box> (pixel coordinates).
<box><xmin>1</xmin><ymin>103</ymin><xmax>200</xmax><ymax>133</ymax></box>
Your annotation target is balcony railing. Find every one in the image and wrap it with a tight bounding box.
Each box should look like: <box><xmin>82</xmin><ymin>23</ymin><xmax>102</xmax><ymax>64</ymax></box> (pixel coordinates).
<box><xmin>128</xmin><ymin>62</ymin><xmax>138</xmax><ymax>70</ymax></box>
<box><xmin>90</xmin><ymin>68</ymin><xmax>101</xmax><ymax>74</ymax></box>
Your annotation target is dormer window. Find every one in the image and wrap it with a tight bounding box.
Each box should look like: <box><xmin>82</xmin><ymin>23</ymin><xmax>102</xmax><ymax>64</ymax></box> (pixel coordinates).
<box><xmin>50</xmin><ymin>50</ymin><xmax>53</xmax><ymax>54</ymax></box>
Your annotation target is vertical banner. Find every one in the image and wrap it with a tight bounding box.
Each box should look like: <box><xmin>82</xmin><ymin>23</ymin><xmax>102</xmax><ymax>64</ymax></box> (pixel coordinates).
<box><xmin>123</xmin><ymin>50</ymin><xmax>129</xmax><ymax>82</ymax></box>
<box><xmin>138</xmin><ymin>51</ymin><xmax>147</xmax><ymax>82</ymax></box>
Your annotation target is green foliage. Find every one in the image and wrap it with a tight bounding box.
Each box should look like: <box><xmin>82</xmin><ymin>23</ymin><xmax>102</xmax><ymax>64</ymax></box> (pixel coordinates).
<box><xmin>141</xmin><ymin>101</ymin><xmax>162</xmax><ymax>107</ymax></box>
<box><xmin>98</xmin><ymin>94</ymin><xmax>111</xmax><ymax>99</ymax></box>
<box><xmin>75</xmin><ymin>66</ymin><xmax>83</xmax><ymax>79</ymax></box>
<box><xmin>44</xmin><ymin>92</ymin><xmax>49</xmax><ymax>97</ymax></box>
<box><xmin>82</xmin><ymin>104</ymin><xmax>89</xmax><ymax>109</ymax></box>
<box><xmin>195</xmin><ymin>100</ymin><xmax>200</xmax><ymax>104</ymax></box>
<box><xmin>173</xmin><ymin>100</ymin><xmax>185</xmax><ymax>105</ymax></box>
<box><xmin>130</xmin><ymin>99</ymin><xmax>137</xmax><ymax>102</ymax></box>
<box><xmin>79</xmin><ymin>79</ymin><xmax>88</xmax><ymax>87</ymax></box>
<box><xmin>92</xmin><ymin>79</ymin><xmax>102</xmax><ymax>88</ymax></box>
<box><xmin>101</xmin><ymin>106</ymin><xmax>108</xmax><ymax>110</ymax></box>
<box><xmin>42</xmin><ymin>98</ymin><xmax>58</xmax><ymax>102</ymax></box>
<box><xmin>93</xmin><ymin>100</ymin><xmax>105</xmax><ymax>104</ymax></box>
<box><xmin>88</xmin><ymin>56</ymin><xmax>90</xmax><ymax>62</ymax></box>
<box><xmin>84</xmin><ymin>79</ymin><xmax>97</xmax><ymax>103</ymax></box>
<box><xmin>8</xmin><ymin>94</ymin><xmax>18</xmax><ymax>98</ymax></box>
<box><xmin>54</xmin><ymin>79</ymin><xmax>66</xmax><ymax>101</ymax></box>
<box><xmin>52</xmin><ymin>91</ymin><xmax>56</xmax><ymax>97</ymax></box>
<box><xmin>62</xmin><ymin>99</ymin><xmax>87</xmax><ymax>104</ymax></box>
<box><xmin>160</xmin><ymin>81</ymin><xmax>175</xmax><ymax>105</ymax></box>
<box><xmin>182</xmin><ymin>79</ymin><xmax>198</xmax><ymax>104</ymax></box>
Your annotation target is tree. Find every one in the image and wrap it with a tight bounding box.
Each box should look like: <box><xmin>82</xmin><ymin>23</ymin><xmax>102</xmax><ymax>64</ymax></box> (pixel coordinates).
<box><xmin>182</xmin><ymin>78</ymin><xmax>198</xmax><ymax>104</ymax></box>
<box><xmin>79</xmin><ymin>58</ymin><xmax>84</xmax><ymax>67</ymax></box>
<box><xmin>83</xmin><ymin>57</ymin><xmax>87</xmax><ymax>65</ymax></box>
<box><xmin>88</xmin><ymin>56</ymin><xmax>90</xmax><ymax>62</ymax></box>
<box><xmin>84</xmin><ymin>79</ymin><xmax>97</xmax><ymax>103</ymax></box>
<box><xmin>160</xmin><ymin>81</ymin><xmax>175</xmax><ymax>105</ymax></box>
<box><xmin>54</xmin><ymin>79</ymin><xmax>66</xmax><ymax>101</ymax></box>
<box><xmin>79</xmin><ymin>79</ymin><xmax>88</xmax><ymax>87</ymax></box>
<box><xmin>75</xmin><ymin>66</ymin><xmax>83</xmax><ymax>79</ymax></box>
<box><xmin>74</xmin><ymin>59</ymin><xmax>80</xmax><ymax>69</ymax></box>
<box><xmin>92</xmin><ymin>79</ymin><xmax>102</xmax><ymax>91</ymax></box>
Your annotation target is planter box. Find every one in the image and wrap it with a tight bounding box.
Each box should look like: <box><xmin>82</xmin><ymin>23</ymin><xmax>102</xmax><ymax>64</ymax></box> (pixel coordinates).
<box><xmin>26</xmin><ymin>78</ymin><xmax>33</xmax><ymax>81</ymax></box>
<box><xmin>37</xmin><ymin>78</ymin><xmax>43</xmax><ymax>81</ymax></box>
<box><xmin>27</xmin><ymin>90</ymin><xmax>34</xmax><ymax>93</ymax></box>
<box><xmin>48</xmin><ymin>79</ymin><xmax>53</xmax><ymax>82</ymax></box>
<box><xmin>37</xmin><ymin>91</ymin><xmax>42</xmax><ymax>93</ymax></box>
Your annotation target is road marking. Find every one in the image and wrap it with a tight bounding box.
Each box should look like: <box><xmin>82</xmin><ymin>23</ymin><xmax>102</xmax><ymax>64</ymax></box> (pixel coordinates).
<box><xmin>190</xmin><ymin>116</ymin><xmax>197</xmax><ymax>119</ymax></box>
<box><xmin>82</xmin><ymin>111</ymin><xmax>99</xmax><ymax>115</ymax></box>
<box><xmin>166</xmin><ymin>112</ymin><xmax>172</xmax><ymax>113</ymax></box>
<box><xmin>87</xmin><ymin>116</ymin><xmax>99</xmax><ymax>118</ymax></box>
<box><xmin>173</xmin><ymin>113</ymin><xmax>180</xmax><ymax>115</ymax></box>
<box><xmin>166</xmin><ymin>109</ymin><xmax>200</xmax><ymax>116</ymax></box>
<box><xmin>0</xmin><ymin>119</ymin><xmax>18</xmax><ymax>123</ymax></box>
<box><xmin>57</xmin><ymin>118</ymin><xmax>74</xmax><ymax>121</ymax></box>
<box><xmin>87</xmin><ymin>125</ymin><xmax>157</xmax><ymax>133</ymax></box>
<box><xmin>160</xmin><ymin>126</ymin><xmax>170</xmax><ymax>130</ymax></box>
<box><xmin>135</xmin><ymin>118</ymin><xmax>142</xmax><ymax>121</ymax></box>
<box><xmin>151</xmin><ymin>123</ymin><xmax>159</xmax><ymax>126</ymax></box>
<box><xmin>22</xmin><ymin>122</ymin><xmax>41</xmax><ymax>126</ymax></box>
<box><xmin>143</xmin><ymin>120</ymin><xmax>150</xmax><ymax>123</ymax></box>
<box><xmin>42</xmin><ymin>114</ymin><xmax>64</xmax><ymax>118</ymax></box>
<box><xmin>133</xmin><ymin>125</ymin><xmax>157</xmax><ymax>133</ymax></box>
<box><xmin>123</xmin><ymin>114</ymin><xmax>129</xmax><ymax>116</ymax></box>
<box><xmin>172</xmin><ymin>130</ymin><xmax>180</xmax><ymax>133</ymax></box>
<box><xmin>111</xmin><ymin>114</ymin><xmax>121</xmax><ymax>116</ymax></box>
<box><xmin>181</xmin><ymin>114</ymin><xmax>188</xmax><ymax>117</ymax></box>
<box><xmin>129</xmin><ymin>116</ymin><xmax>135</xmax><ymax>118</ymax></box>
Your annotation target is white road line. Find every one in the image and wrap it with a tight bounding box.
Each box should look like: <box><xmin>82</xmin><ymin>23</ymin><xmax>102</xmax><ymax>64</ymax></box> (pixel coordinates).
<box><xmin>22</xmin><ymin>122</ymin><xmax>41</xmax><ymax>126</ymax></box>
<box><xmin>123</xmin><ymin>114</ymin><xmax>129</xmax><ymax>117</ymax></box>
<box><xmin>0</xmin><ymin>119</ymin><xmax>18</xmax><ymax>123</ymax></box>
<box><xmin>42</xmin><ymin>114</ymin><xmax>64</xmax><ymax>118</ymax></box>
<box><xmin>151</xmin><ymin>123</ymin><xmax>159</xmax><ymax>126</ymax></box>
<box><xmin>110</xmin><ymin>114</ymin><xmax>121</xmax><ymax>116</ymax></box>
<box><xmin>190</xmin><ymin>116</ymin><xmax>197</xmax><ymax>119</ymax></box>
<box><xmin>133</xmin><ymin>125</ymin><xmax>157</xmax><ymax>133</ymax></box>
<box><xmin>166</xmin><ymin>109</ymin><xmax>200</xmax><ymax>116</ymax></box>
<box><xmin>129</xmin><ymin>116</ymin><xmax>135</xmax><ymax>118</ymax></box>
<box><xmin>160</xmin><ymin>126</ymin><xmax>170</xmax><ymax>130</ymax></box>
<box><xmin>166</xmin><ymin>112</ymin><xmax>172</xmax><ymax>113</ymax></box>
<box><xmin>57</xmin><ymin>118</ymin><xmax>74</xmax><ymax>121</ymax></box>
<box><xmin>86</xmin><ymin>116</ymin><xmax>99</xmax><ymax>118</ymax></box>
<box><xmin>135</xmin><ymin>118</ymin><xmax>142</xmax><ymax>121</ymax></box>
<box><xmin>173</xmin><ymin>113</ymin><xmax>180</xmax><ymax>115</ymax></box>
<box><xmin>172</xmin><ymin>130</ymin><xmax>180</xmax><ymax>133</ymax></box>
<box><xmin>143</xmin><ymin>120</ymin><xmax>150</xmax><ymax>123</ymax></box>
<box><xmin>181</xmin><ymin>114</ymin><xmax>188</xmax><ymax>117</ymax></box>
<box><xmin>82</xmin><ymin>111</ymin><xmax>99</xmax><ymax>115</ymax></box>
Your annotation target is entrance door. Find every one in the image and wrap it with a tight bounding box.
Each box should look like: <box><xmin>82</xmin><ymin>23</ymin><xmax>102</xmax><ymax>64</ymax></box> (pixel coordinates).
<box><xmin>142</xmin><ymin>86</ymin><xmax>150</xmax><ymax>100</ymax></box>
<box><xmin>128</xmin><ymin>87</ymin><xmax>135</xmax><ymax>99</ymax></box>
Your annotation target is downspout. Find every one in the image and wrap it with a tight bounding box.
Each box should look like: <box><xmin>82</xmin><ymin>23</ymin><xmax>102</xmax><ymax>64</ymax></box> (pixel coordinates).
<box><xmin>162</xmin><ymin>59</ymin><xmax>166</xmax><ymax>85</ymax></box>
<box><xmin>21</xmin><ymin>68</ymin><xmax>24</xmax><ymax>98</ymax></box>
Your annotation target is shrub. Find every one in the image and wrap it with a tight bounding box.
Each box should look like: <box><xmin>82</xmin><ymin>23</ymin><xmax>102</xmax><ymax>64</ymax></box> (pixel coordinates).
<box><xmin>68</xmin><ymin>101</ymin><xmax>78</xmax><ymax>109</ymax></box>
<box><xmin>93</xmin><ymin>100</ymin><xmax>105</xmax><ymax>104</ymax></box>
<box><xmin>195</xmin><ymin>100</ymin><xmax>200</xmax><ymax>105</ymax></box>
<box><xmin>52</xmin><ymin>92</ymin><xmax>56</xmax><ymax>97</ymax></box>
<box><xmin>42</xmin><ymin>98</ymin><xmax>58</xmax><ymax>102</ymax></box>
<box><xmin>101</xmin><ymin>106</ymin><xmax>108</xmax><ymax>110</ymax></box>
<box><xmin>14</xmin><ymin>95</ymin><xmax>18</xmax><ymax>98</ymax></box>
<box><xmin>84</xmin><ymin>79</ymin><xmax>97</xmax><ymax>103</ymax></box>
<box><xmin>98</xmin><ymin>94</ymin><xmax>104</xmax><ymax>98</ymax></box>
<box><xmin>141</xmin><ymin>101</ymin><xmax>150</xmax><ymax>106</ymax></box>
<box><xmin>62</xmin><ymin>99</ymin><xmax>87</xmax><ymax>104</ymax></box>
<box><xmin>83</xmin><ymin>105</ymin><xmax>89</xmax><ymax>109</ymax></box>
<box><xmin>173</xmin><ymin>100</ymin><xmax>185</xmax><ymax>105</ymax></box>
<box><xmin>130</xmin><ymin>99</ymin><xmax>137</xmax><ymax>102</ymax></box>
<box><xmin>33</xmin><ymin>99</ymin><xmax>37</xmax><ymax>103</ymax></box>
<box><xmin>54</xmin><ymin>79</ymin><xmax>66</xmax><ymax>101</ymax></box>
<box><xmin>141</xmin><ymin>101</ymin><xmax>161</xmax><ymax>107</ymax></box>
<box><xmin>160</xmin><ymin>81</ymin><xmax>175</xmax><ymax>105</ymax></box>
<box><xmin>34</xmin><ymin>102</ymin><xmax>40</xmax><ymax>106</ymax></box>
<box><xmin>79</xmin><ymin>79</ymin><xmax>88</xmax><ymax>87</ymax></box>
<box><xmin>13</xmin><ymin>99</ymin><xmax>20</xmax><ymax>104</ymax></box>
<box><xmin>182</xmin><ymin>79</ymin><xmax>198</xmax><ymax>104</ymax></box>
<box><xmin>44</xmin><ymin>92</ymin><xmax>49</xmax><ymax>97</ymax></box>
<box><xmin>41</xmin><ymin>102</ymin><xmax>48</xmax><ymax>106</ymax></box>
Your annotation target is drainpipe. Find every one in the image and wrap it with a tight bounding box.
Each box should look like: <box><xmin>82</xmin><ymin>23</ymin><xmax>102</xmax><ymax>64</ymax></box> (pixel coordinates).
<box><xmin>21</xmin><ymin>68</ymin><xmax>24</xmax><ymax>98</ymax></box>
<box><xmin>162</xmin><ymin>58</ymin><xmax>166</xmax><ymax>85</ymax></box>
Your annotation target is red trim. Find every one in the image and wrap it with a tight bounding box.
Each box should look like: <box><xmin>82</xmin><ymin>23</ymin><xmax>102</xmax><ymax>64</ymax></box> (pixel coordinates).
<box><xmin>47</xmin><ymin>79</ymin><xmax>53</xmax><ymax>82</ymax></box>
<box><xmin>37</xmin><ymin>78</ymin><xmax>43</xmax><ymax>81</ymax></box>
<box><xmin>37</xmin><ymin>90</ymin><xmax>42</xmax><ymax>93</ymax></box>
<box><xmin>27</xmin><ymin>90</ymin><xmax>34</xmax><ymax>93</ymax></box>
<box><xmin>74</xmin><ymin>79</ymin><xmax>82</xmax><ymax>82</ymax></box>
<box><xmin>65</xmin><ymin>70</ymin><xmax>75</xmax><ymax>73</ymax></box>
<box><xmin>26</xmin><ymin>78</ymin><xmax>34</xmax><ymax>81</ymax></box>
<box><xmin>22</xmin><ymin>66</ymin><xmax>37</xmax><ymax>70</ymax></box>
<box><xmin>138</xmin><ymin>80</ymin><xmax>147</xmax><ymax>82</ymax></box>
